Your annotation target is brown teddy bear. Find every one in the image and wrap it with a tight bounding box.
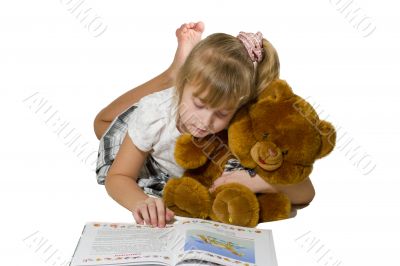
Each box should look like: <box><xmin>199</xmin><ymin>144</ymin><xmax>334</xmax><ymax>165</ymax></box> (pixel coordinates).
<box><xmin>163</xmin><ymin>79</ymin><xmax>336</xmax><ymax>227</ymax></box>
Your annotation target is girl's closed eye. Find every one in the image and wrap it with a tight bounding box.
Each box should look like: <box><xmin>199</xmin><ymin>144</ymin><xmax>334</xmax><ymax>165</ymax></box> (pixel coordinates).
<box><xmin>193</xmin><ymin>98</ymin><xmax>205</xmax><ymax>109</ymax></box>
<box><xmin>216</xmin><ymin>111</ymin><xmax>229</xmax><ymax>118</ymax></box>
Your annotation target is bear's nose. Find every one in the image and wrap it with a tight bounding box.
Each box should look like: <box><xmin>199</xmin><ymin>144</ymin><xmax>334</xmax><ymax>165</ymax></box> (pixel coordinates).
<box><xmin>268</xmin><ymin>148</ymin><xmax>277</xmax><ymax>157</ymax></box>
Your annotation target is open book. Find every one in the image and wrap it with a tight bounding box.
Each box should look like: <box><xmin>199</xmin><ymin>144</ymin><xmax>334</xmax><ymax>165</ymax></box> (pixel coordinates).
<box><xmin>69</xmin><ymin>218</ymin><xmax>278</xmax><ymax>266</ymax></box>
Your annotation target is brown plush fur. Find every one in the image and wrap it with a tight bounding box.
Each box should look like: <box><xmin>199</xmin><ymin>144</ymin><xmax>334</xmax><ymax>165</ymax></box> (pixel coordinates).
<box><xmin>163</xmin><ymin>79</ymin><xmax>336</xmax><ymax>227</ymax></box>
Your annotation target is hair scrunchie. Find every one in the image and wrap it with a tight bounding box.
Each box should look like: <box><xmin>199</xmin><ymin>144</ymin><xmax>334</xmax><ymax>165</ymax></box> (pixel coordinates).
<box><xmin>237</xmin><ymin>31</ymin><xmax>264</xmax><ymax>63</ymax></box>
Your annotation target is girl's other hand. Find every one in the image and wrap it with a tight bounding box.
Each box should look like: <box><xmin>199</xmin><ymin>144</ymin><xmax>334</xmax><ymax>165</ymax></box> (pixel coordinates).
<box><xmin>131</xmin><ymin>197</ymin><xmax>175</xmax><ymax>228</ymax></box>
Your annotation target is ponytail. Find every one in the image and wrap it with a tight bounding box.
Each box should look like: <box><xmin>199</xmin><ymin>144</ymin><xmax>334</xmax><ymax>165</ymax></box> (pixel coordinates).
<box><xmin>255</xmin><ymin>38</ymin><xmax>280</xmax><ymax>95</ymax></box>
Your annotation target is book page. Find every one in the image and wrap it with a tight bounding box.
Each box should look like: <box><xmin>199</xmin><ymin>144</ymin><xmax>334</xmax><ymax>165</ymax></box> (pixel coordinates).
<box><xmin>172</xmin><ymin>219</ymin><xmax>278</xmax><ymax>266</ymax></box>
<box><xmin>70</xmin><ymin>222</ymin><xmax>177</xmax><ymax>266</ymax></box>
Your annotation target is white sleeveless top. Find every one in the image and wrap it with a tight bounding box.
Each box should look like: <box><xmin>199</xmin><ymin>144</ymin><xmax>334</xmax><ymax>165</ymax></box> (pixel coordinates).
<box><xmin>127</xmin><ymin>87</ymin><xmax>185</xmax><ymax>178</ymax></box>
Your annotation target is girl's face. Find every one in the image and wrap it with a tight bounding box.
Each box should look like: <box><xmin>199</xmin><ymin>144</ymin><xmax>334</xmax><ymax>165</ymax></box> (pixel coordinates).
<box><xmin>177</xmin><ymin>84</ymin><xmax>238</xmax><ymax>138</ymax></box>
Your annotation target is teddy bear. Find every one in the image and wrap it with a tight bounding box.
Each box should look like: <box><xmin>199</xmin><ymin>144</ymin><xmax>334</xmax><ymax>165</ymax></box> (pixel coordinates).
<box><xmin>163</xmin><ymin>79</ymin><xmax>336</xmax><ymax>227</ymax></box>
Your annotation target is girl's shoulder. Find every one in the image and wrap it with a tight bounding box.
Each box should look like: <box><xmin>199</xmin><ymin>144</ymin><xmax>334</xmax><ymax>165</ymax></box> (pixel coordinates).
<box><xmin>127</xmin><ymin>87</ymin><xmax>178</xmax><ymax>152</ymax></box>
<box><xmin>136</xmin><ymin>87</ymin><xmax>176</xmax><ymax>113</ymax></box>
<box><xmin>131</xmin><ymin>87</ymin><xmax>177</xmax><ymax>125</ymax></box>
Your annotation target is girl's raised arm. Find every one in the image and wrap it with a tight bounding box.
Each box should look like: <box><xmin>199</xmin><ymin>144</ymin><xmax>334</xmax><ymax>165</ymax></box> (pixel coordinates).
<box><xmin>94</xmin><ymin>21</ymin><xmax>205</xmax><ymax>140</ymax></box>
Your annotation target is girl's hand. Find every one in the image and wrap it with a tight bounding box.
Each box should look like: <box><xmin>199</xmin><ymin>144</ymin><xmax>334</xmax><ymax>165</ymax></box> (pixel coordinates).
<box><xmin>209</xmin><ymin>170</ymin><xmax>278</xmax><ymax>194</ymax></box>
<box><xmin>131</xmin><ymin>197</ymin><xmax>175</xmax><ymax>228</ymax></box>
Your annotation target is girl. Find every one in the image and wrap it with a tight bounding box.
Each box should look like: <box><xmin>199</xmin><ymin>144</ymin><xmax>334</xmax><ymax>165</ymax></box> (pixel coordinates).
<box><xmin>94</xmin><ymin>22</ymin><xmax>315</xmax><ymax>228</ymax></box>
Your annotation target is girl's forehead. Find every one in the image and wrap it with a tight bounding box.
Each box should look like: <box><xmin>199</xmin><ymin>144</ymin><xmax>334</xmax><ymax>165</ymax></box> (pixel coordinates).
<box><xmin>185</xmin><ymin>80</ymin><xmax>240</xmax><ymax>111</ymax></box>
<box><xmin>193</xmin><ymin>97</ymin><xmax>237</xmax><ymax>114</ymax></box>
<box><xmin>195</xmin><ymin>94</ymin><xmax>236</xmax><ymax>111</ymax></box>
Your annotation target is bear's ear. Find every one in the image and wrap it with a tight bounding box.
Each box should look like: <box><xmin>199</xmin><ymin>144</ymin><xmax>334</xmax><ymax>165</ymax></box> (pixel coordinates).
<box><xmin>317</xmin><ymin>120</ymin><xmax>336</xmax><ymax>159</ymax></box>
<box><xmin>257</xmin><ymin>79</ymin><xmax>294</xmax><ymax>103</ymax></box>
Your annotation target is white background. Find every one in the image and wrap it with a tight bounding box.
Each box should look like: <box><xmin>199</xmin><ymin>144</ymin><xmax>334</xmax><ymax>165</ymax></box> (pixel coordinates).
<box><xmin>1</xmin><ymin>0</ymin><xmax>399</xmax><ymax>265</ymax></box>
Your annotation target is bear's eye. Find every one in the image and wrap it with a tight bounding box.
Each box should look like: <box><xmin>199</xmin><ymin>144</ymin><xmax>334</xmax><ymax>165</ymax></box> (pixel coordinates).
<box><xmin>262</xmin><ymin>133</ymin><xmax>269</xmax><ymax>139</ymax></box>
<box><xmin>282</xmin><ymin>149</ymin><xmax>289</xmax><ymax>156</ymax></box>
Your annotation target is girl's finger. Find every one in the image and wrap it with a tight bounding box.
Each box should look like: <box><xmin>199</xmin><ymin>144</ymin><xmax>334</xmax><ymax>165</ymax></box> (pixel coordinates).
<box><xmin>132</xmin><ymin>210</ymin><xmax>144</xmax><ymax>225</ymax></box>
<box><xmin>140</xmin><ymin>205</ymin><xmax>151</xmax><ymax>226</ymax></box>
<box><xmin>147</xmin><ymin>200</ymin><xmax>158</xmax><ymax>227</ymax></box>
<box><xmin>166</xmin><ymin>208</ymin><xmax>175</xmax><ymax>222</ymax></box>
<box><xmin>155</xmin><ymin>200</ymin><xmax>166</xmax><ymax>227</ymax></box>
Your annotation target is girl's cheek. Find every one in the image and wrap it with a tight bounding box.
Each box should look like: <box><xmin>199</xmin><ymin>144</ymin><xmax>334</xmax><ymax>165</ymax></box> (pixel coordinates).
<box><xmin>217</xmin><ymin>120</ymin><xmax>229</xmax><ymax>131</ymax></box>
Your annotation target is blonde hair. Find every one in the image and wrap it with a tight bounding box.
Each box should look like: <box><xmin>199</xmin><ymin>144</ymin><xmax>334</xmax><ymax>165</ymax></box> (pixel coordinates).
<box><xmin>174</xmin><ymin>32</ymin><xmax>280</xmax><ymax>112</ymax></box>
<box><xmin>255</xmin><ymin>38</ymin><xmax>280</xmax><ymax>95</ymax></box>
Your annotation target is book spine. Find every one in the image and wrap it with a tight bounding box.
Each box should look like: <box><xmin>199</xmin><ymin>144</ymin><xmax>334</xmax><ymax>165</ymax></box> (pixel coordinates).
<box><xmin>69</xmin><ymin>224</ymin><xmax>88</xmax><ymax>266</ymax></box>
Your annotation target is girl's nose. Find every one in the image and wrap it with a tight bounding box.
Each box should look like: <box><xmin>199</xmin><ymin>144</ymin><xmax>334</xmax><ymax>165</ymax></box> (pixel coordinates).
<box><xmin>200</xmin><ymin>111</ymin><xmax>213</xmax><ymax>129</ymax></box>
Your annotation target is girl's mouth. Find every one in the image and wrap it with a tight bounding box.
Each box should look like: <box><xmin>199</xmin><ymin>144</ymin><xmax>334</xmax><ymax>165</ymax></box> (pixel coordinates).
<box><xmin>192</xmin><ymin>125</ymin><xmax>208</xmax><ymax>135</ymax></box>
<box><xmin>195</xmin><ymin>127</ymin><xmax>207</xmax><ymax>134</ymax></box>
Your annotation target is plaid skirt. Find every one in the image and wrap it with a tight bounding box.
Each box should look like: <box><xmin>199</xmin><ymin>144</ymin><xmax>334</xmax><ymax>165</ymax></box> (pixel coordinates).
<box><xmin>95</xmin><ymin>104</ymin><xmax>172</xmax><ymax>198</ymax></box>
<box><xmin>95</xmin><ymin>106</ymin><xmax>250</xmax><ymax>198</ymax></box>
